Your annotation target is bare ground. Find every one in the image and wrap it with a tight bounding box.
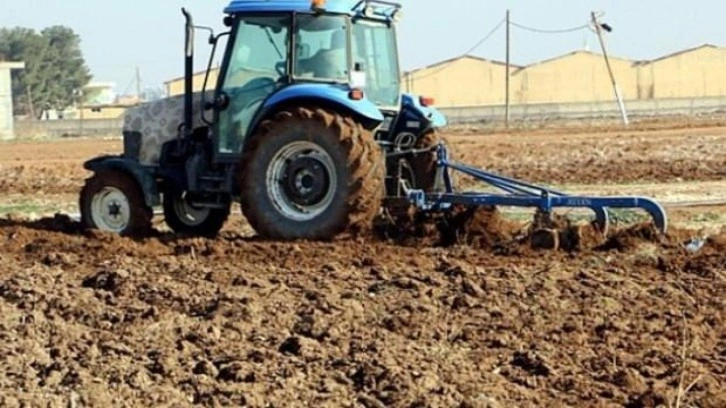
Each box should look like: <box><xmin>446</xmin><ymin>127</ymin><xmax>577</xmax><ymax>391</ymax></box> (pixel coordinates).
<box><xmin>0</xmin><ymin>121</ymin><xmax>724</xmax><ymax>407</ymax></box>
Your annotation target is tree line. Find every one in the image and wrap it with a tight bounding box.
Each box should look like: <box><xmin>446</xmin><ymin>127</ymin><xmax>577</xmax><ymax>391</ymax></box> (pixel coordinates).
<box><xmin>0</xmin><ymin>25</ymin><xmax>91</xmax><ymax>119</ymax></box>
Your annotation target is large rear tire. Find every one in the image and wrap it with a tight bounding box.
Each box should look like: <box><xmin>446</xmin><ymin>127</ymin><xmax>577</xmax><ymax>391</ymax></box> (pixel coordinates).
<box><xmin>162</xmin><ymin>190</ymin><xmax>230</xmax><ymax>238</ymax></box>
<box><xmin>237</xmin><ymin>107</ymin><xmax>384</xmax><ymax>240</ymax></box>
<box><xmin>79</xmin><ymin>171</ymin><xmax>152</xmax><ymax>237</ymax></box>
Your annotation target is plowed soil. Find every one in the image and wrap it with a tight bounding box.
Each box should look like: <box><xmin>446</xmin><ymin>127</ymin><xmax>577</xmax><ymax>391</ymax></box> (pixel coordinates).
<box><xmin>0</xmin><ymin>121</ymin><xmax>725</xmax><ymax>407</ymax></box>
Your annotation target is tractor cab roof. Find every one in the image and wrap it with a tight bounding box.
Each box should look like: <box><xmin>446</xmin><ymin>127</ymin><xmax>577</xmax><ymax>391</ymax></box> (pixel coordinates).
<box><xmin>224</xmin><ymin>0</ymin><xmax>401</xmax><ymax>21</ymax></box>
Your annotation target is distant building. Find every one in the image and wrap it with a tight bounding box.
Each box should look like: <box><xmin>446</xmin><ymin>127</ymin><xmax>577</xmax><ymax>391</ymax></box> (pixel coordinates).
<box><xmin>0</xmin><ymin>61</ymin><xmax>25</xmax><ymax>140</ymax></box>
<box><xmin>512</xmin><ymin>50</ymin><xmax>638</xmax><ymax>104</ymax></box>
<box><xmin>634</xmin><ymin>44</ymin><xmax>726</xmax><ymax>99</ymax></box>
<box><xmin>403</xmin><ymin>43</ymin><xmax>726</xmax><ymax>107</ymax></box>
<box><xmin>403</xmin><ymin>56</ymin><xmax>522</xmax><ymax>107</ymax></box>
<box><xmin>84</xmin><ymin>82</ymin><xmax>117</xmax><ymax>105</ymax></box>
<box><xmin>160</xmin><ymin>44</ymin><xmax>726</xmax><ymax>108</ymax></box>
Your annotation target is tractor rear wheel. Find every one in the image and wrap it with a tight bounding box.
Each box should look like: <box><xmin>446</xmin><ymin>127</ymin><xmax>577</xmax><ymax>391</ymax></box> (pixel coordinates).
<box><xmin>162</xmin><ymin>190</ymin><xmax>230</xmax><ymax>237</ymax></box>
<box><xmin>237</xmin><ymin>107</ymin><xmax>384</xmax><ymax>240</ymax></box>
<box><xmin>79</xmin><ymin>170</ymin><xmax>152</xmax><ymax>237</ymax></box>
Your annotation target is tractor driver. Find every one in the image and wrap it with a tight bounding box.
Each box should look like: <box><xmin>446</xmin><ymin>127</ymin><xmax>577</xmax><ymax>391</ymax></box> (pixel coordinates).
<box><xmin>296</xmin><ymin>29</ymin><xmax>348</xmax><ymax>80</ymax></box>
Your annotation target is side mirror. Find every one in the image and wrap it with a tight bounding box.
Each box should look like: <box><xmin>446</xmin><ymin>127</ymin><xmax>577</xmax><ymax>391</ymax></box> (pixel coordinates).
<box><xmin>205</xmin><ymin>93</ymin><xmax>230</xmax><ymax>111</ymax></box>
<box><xmin>216</xmin><ymin>93</ymin><xmax>230</xmax><ymax>109</ymax></box>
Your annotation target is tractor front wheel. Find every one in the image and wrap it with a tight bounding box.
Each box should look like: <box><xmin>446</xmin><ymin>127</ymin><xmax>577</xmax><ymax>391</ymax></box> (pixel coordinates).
<box><xmin>162</xmin><ymin>191</ymin><xmax>230</xmax><ymax>237</ymax></box>
<box><xmin>237</xmin><ymin>107</ymin><xmax>384</xmax><ymax>240</ymax></box>
<box><xmin>79</xmin><ymin>171</ymin><xmax>152</xmax><ymax>237</ymax></box>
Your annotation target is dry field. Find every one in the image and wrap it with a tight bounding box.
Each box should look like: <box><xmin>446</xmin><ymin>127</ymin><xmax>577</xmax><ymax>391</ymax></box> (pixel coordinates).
<box><xmin>0</xmin><ymin>120</ymin><xmax>724</xmax><ymax>407</ymax></box>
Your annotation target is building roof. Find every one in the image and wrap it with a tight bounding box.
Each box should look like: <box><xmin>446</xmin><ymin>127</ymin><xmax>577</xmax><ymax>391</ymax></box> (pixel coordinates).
<box><xmin>512</xmin><ymin>50</ymin><xmax>636</xmax><ymax>75</ymax></box>
<box><xmin>164</xmin><ymin>67</ymin><xmax>220</xmax><ymax>85</ymax></box>
<box><xmin>636</xmin><ymin>44</ymin><xmax>722</xmax><ymax>65</ymax></box>
<box><xmin>0</xmin><ymin>61</ymin><xmax>25</xmax><ymax>70</ymax></box>
<box><xmin>406</xmin><ymin>55</ymin><xmax>521</xmax><ymax>75</ymax></box>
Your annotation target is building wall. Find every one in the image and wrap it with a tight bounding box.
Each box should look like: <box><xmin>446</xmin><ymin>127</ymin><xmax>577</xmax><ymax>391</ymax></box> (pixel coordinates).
<box><xmin>78</xmin><ymin>105</ymin><xmax>129</xmax><ymax>120</ymax></box>
<box><xmin>403</xmin><ymin>57</ymin><xmax>509</xmax><ymax>106</ymax></box>
<box><xmin>512</xmin><ymin>51</ymin><xmax>638</xmax><ymax>104</ymax></box>
<box><xmin>403</xmin><ymin>45</ymin><xmax>726</xmax><ymax>107</ymax></box>
<box><xmin>0</xmin><ymin>66</ymin><xmax>11</xmax><ymax>139</ymax></box>
<box><xmin>0</xmin><ymin>62</ymin><xmax>25</xmax><ymax>140</ymax></box>
<box><xmin>637</xmin><ymin>46</ymin><xmax>726</xmax><ymax>99</ymax></box>
<box><xmin>166</xmin><ymin>68</ymin><xmax>220</xmax><ymax>97</ymax></box>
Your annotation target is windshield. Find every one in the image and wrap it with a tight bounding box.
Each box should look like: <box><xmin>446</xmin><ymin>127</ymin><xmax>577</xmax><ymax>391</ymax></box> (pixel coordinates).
<box><xmin>292</xmin><ymin>14</ymin><xmax>402</xmax><ymax>107</ymax></box>
<box><xmin>352</xmin><ymin>19</ymin><xmax>400</xmax><ymax>107</ymax></box>
<box><xmin>294</xmin><ymin>14</ymin><xmax>349</xmax><ymax>82</ymax></box>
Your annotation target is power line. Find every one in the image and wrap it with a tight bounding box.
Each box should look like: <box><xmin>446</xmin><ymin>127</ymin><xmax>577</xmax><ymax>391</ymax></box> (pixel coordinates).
<box><xmin>463</xmin><ymin>18</ymin><xmax>507</xmax><ymax>55</ymax></box>
<box><xmin>407</xmin><ymin>18</ymin><xmax>506</xmax><ymax>81</ymax></box>
<box><xmin>510</xmin><ymin>20</ymin><xmax>591</xmax><ymax>34</ymax></box>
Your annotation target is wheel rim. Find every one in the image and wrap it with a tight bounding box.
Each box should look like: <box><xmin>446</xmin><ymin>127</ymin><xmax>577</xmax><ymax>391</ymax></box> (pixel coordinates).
<box><xmin>266</xmin><ymin>141</ymin><xmax>337</xmax><ymax>222</ymax></box>
<box><xmin>91</xmin><ymin>187</ymin><xmax>131</xmax><ymax>232</ymax></box>
<box><xmin>172</xmin><ymin>195</ymin><xmax>211</xmax><ymax>227</ymax></box>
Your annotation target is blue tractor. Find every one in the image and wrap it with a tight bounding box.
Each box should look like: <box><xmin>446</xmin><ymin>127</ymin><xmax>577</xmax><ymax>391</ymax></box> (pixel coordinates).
<box><xmin>79</xmin><ymin>0</ymin><xmax>668</xmax><ymax>241</ymax></box>
<box><xmin>80</xmin><ymin>0</ymin><xmax>448</xmax><ymax>239</ymax></box>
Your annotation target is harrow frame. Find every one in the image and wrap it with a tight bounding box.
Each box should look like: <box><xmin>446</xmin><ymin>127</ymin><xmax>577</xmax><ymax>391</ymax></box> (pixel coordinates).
<box><xmin>405</xmin><ymin>143</ymin><xmax>669</xmax><ymax>235</ymax></box>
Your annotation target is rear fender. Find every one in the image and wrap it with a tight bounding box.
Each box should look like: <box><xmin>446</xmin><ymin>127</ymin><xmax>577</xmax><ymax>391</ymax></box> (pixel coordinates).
<box><xmin>393</xmin><ymin>93</ymin><xmax>447</xmax><ymax>136</ymax></box>
<box><xmin>83</xmin><ymin>156</ymin><xmax>160</xmax><ymax>207</ymax></box>
<box><xmin>249</xmin><ymin>84</ymin><xmax>385</xmax><ymax>136</ymax></box>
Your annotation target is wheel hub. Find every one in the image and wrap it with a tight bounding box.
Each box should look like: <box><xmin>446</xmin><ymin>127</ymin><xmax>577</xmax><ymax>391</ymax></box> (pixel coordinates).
<box><xmin>172</xmin><ymin>194</ymin><xmax>211</xmax><ymax>226</ymax></box>
<box><xmin>91</xmin><ymin>187</ymin><xmax>131</xmax><ymax>232</ymax></box>
<box><xmin>266</xmin><ymin>141</ymin><xmax>338</xmax><ymax>222</ymax></box>
<box><xmin>282</xmin><ymin>157</ymin><xmax>330</xmax><ymax>206</ymax></box>
<box><xmin>108</xmin><ymin>202</ymin><xmax>122</xmax><ymax>217</ymax></box>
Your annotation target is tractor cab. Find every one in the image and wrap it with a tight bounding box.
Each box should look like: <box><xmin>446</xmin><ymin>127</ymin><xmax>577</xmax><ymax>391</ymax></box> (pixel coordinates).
<box><xmin>211</xmin><ymin>0</ymin><xmax>405</xmax><ymax>158</ymax></box>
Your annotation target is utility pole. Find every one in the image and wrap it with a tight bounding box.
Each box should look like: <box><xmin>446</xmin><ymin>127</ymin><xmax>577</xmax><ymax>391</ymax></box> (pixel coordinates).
<box><xmin>591</xmin><ymin>11</ymin><xmax>629</xmax><ymax>126</ymax></box>
<box><xmin>505</xmin><ymin>9</ymin><xmax>511</xmax><ymax>128</ymax></box>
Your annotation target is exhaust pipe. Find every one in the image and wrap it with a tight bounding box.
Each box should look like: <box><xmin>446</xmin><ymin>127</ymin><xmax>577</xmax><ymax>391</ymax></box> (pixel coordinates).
<box><xmin>181</xmin><ymin>8</ymin><xmax>194</xmax><ymax>137</ymax></box>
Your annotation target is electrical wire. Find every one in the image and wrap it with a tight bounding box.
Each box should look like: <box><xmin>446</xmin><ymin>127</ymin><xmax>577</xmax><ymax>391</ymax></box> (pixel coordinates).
<box><xmin>510</xmin><ymin>20</ymin><xmax>591</xmax><ymax>34</ymax></box>
<box><xmin>406</xmin><ymin>17</ymin><xmax>506</xmax><ymax>80</ymax></box>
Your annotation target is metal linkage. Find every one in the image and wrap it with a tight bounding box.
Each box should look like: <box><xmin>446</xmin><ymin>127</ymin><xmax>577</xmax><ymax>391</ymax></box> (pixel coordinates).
<box><xmin>406</xmin><ymin>143</ymin><xmax>668</xmax><ymax>234</ymax></box>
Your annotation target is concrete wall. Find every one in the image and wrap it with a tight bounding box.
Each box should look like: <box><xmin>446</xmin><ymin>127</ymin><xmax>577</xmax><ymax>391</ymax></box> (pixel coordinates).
<box><xmin>14</xmin><ymin>118</ymin><xmax>124</xmax><ymax>139</ymax></box>
<box><xmin>438</xmin><ymin>96</ymin><xmax>726</xmax><ymax>125</ymax></box>
<box><xmin>77</xmin><ymin>105</ymin><xmax>129</xmax><ymax>120</ymax></box>
<box><xmin>0</xmin><ymin>62</ymin><xmax>25</xmax><ymax>140</ymax></box>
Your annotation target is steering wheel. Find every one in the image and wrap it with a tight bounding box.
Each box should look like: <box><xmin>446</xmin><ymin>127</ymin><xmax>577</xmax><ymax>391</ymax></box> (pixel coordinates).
<box><xmin>227</xmin><ymin>76</ymin><xmax>277</xmax><ymax>115</ymax></box>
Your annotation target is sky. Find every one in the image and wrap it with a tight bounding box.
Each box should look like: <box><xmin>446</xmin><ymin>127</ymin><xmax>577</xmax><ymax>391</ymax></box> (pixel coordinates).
<box><xmin>1</xmin><ymin>0</ymin><xmax>724</xmax><ymax>95</ymax></box>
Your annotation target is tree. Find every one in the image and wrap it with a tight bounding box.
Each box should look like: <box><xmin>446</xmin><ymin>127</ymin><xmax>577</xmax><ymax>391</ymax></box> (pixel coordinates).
<box><xmin>0</xmin><ymin>25</ymin><xmax>92</xmax><ymax>118</ymax></box>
